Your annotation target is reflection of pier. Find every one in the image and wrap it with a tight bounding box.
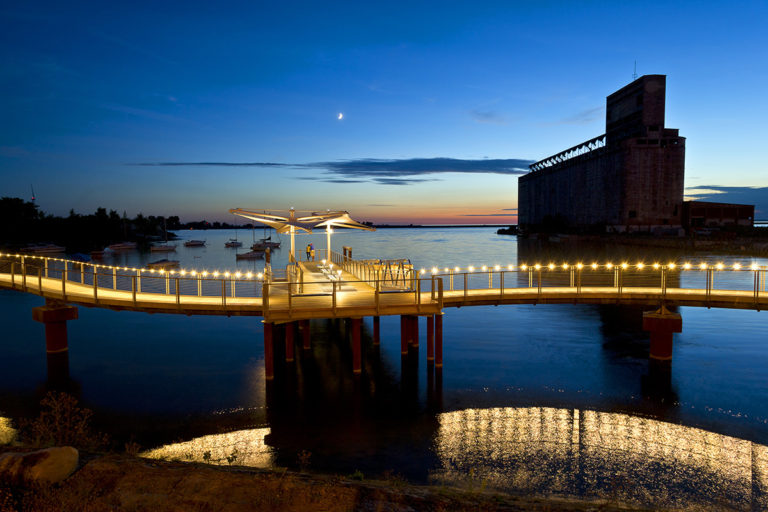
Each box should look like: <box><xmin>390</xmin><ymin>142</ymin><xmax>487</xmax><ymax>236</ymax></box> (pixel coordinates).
<box><xmin>1</xmin><ymin>250</ymin><xmax>767</xmax><ymax>384</ymax></box>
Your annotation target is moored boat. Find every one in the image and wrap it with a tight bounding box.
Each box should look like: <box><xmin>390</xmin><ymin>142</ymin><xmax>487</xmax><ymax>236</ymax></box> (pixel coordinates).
<box><xmin>146</xmin><ymin>259</ymin><xmax>180</xmax><ymax>269</ymax></box>
<box><xmin>150</xmin><ymin>244</ymin><xmax>177</xmax><ymax>252</ymax></box>
<box><xmin>22</xmin><ymin>243</ymin><xmax>65</xmax><ymax>254</ymax></box>
<box><xmin>236</xmin><ymin>250</ymin><xmax>264</xmax><ymax>260</ymax></box>
<box><xmin>184</xmin><ymin>240</ymin><xmax>206</xmax><ymax>247</ymax></box>
<box><xmin>225</xmin><ymin>239</ymin><xmax>242</xmax><ymax>248</ymax></box>
<box><xmin>108</xmin><ymin>242</ymin><xmax>137</xmax><ymax>251</ymax></box>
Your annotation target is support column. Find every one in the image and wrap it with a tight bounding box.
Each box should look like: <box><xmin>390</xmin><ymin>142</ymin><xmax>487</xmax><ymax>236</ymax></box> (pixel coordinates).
<box><xmin>400</xmin><ymin>315</ymin><xmax>408</xmax><ymax>355</ymax></box>
<box><xmin>263</xmin><ymin>322</ymin><xmax>274</xmax><ymax>380</ymax></box>
<box><xmin>285</xmin><ymin>322</ymin><xmax>295</xmax><ymax>362</ymax></box>
<box><xmin>32</xmin><ymin>301</ymin><xmax>78</xmax><ymax>354</ymax></box>
<box><xmin>642</xmin><ymin>306</ymin><xmax>682</xmax><ymax>361</ymax></box>
<box><xmin>427</xmin><ymin>314</ymin><xmax>435</xmax><ymax>363</ymax></box>
<box><xmin>409</xmin><ymin>315</ymin><xmax>419</xmax><ymax>347</ymax></box>
<box><xmin>300</xmin><ymin>319</ymin><xmax>311</xmax><ymax>350</ymax></box>
<box><xmin>435</xmin><ymin>313</ymin><xmax>443</xmax><ymax>368</ymax></box>
<box><xmin>351</xmin><ymin>318</ymin><xmax>362</xmax><ymax>374</ymax></box>
<box><xmin>372</xmin><ymin>316</ymin><xmax>380</xmax><ymax>346</ymax></box>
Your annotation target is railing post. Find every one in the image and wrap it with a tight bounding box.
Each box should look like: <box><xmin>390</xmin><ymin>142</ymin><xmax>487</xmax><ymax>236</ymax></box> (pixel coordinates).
<box><xmin>488</xmin><ymin>270</ymin><xmax>492</xmax><ymax>289</ymax></box>
<box><xmin>577</xmin><ymin>268</ymin><xmax>582</xmax><ymax>295</ymax></box>
<box><xmin>165</xmin><ymin>271</ymin><xmax>170</xmax><ymax>295</ymax></box>
<box><xmin>80</xmin><ymin>262</ymin><xmax>84</xmax><ymax>284</ymax></box>
<box><xmin>500</xmin><ymin>271</ymin><xmax>505</xmax><ymax>297</ymax></box>
<box><xmin>38</xmin><ymin>266</ymin><xmax>42</xmax><ymax>292</ymax></box>
<box><xmin>220</xmin><ymin>279</ymin><xmax>225</xmax><ymax>308</ymax></box>
<box><xmin>197</xmin><ymin>274</ymin><xmax>202</xmax><ymax>297</ymax></box>
<box><xmin>21</xmin><ymin>256</ymin><xmax>26</xmax><ymax>291</ymax></box>
<box><xmin>173</xmin><ymin>277</ymin><xmax>180</xmax><ymax>306</ymax></box>
<box><xmin>375</xmin><ymin>278</ymin><xmax>380</xmax><ymax>314</ymax></box>
<box><xmin>706</xmin><ymin>268</ymin><xmax>712</xmax><ymax>303</ymax></box>
<box><xmin>113</xmin><ymin>268</ymin><xmax>117</xmax><ymax>289</ymax></box>
<box><xmin>62</xmin><ymin>263</ymin><xmax>67</xmax><ymax>300</ymax></box>
<box><xmin>463</xmin><ymin>273</ymin><xmax>468</xmax><ymax>299</ymax></box>
<box><xmin>438</xmin><ymin>277</ymin><xmax>444</xmax><ymax>310</ymax></box>
<box><xmin>416</xmin><ymin>278</ymin><xmax>421</xmax><ymax>313</ymax></box>
<box><xmin>10</xmin><ymin>262</ymin><xmax>16</xmax><ymax>289</ymax></box>
<box><xmin>431</xmin><ymin>275</ymin><xmax>436</xmax><ymax>300</ymax></box>
<box><xmin>137</xmin><ymin>269</ymin><xmax>142</xmax><ymax>293</ymax></box>
<box><xmin>44</xmin><ymin>258</ymin><xmax>48</xmax><ymax>278</ymax></box>
<box><xmin>449</xmin><ymin>269</ymin><xmax>454</xmax><ymax>291</ymax></box>
<box><xmin>617</xmin><ymin>267</ymin><xmax>622</xmax><ymax>296</ymax></box>
<box><xmin>93</xmin><ymin>268</ymin><xmax>98</xmax><ymax>301</ymax></box>
<box><xmin>661</xmin><ymin>267</ymin><xmax>667</xmax><ymax>299</ymax></box>
<box><xmin>528</xmin><ymin>268</ymin><xmax>533</xmax><ymax>288</ymax></box>
<box><xmin>231</xmin><ymin>277</ymin><xmax>236</xmax><ymax>298</ymax></box>
<box><xmin>132</xmin><ymin>275</ymin><xmax>137</xmax><ymax>305</ymax></box>
<box><xmin>570</xmin><ymin>269</ymin><xmax>575</xmax><ymax>288</ymax></box>
<box><xmin>537</xmin><ymin>268</ymin><xmax>542</xmax><ymax>296</ymax></box>
<box><xmin>754</xmin><ymin>269</ymin><xmax>760</xmax><ymax>308</ymax></box>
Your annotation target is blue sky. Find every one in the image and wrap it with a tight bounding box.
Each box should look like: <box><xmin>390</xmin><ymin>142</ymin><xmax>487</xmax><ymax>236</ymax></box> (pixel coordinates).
<box><xmin>2</xmin><ymin>1</ymin><xmax>767</xmax><ymax>223</ymax></box>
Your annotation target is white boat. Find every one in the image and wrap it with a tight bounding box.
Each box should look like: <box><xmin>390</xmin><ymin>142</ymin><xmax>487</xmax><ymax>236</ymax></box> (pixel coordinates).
<box><xmin>108</xmin><ymin>242</ymin><xmax>137</xmax><ymax>251</ymax></box>
<box><xmin>151</xmin><ymin>218</ymin><xmax>176</xmax><ymax>251</ymax></box>
<box><xmin>236</xmin><ymin>250</ymin><xmax>264</xmax><ymax>260</ymax></box>
<box><xmin>23</xmin><ymin>243</ymin><xmax>65</xmax><ymax>254</ymax></box>
<box><xmin>146</xmin><ymin>259</ymin><xmax>180</xmax><ymax>269</ymax></box>
<box><xmin>184</xmin><ymin>240</ymin><xmax>206</xmax><ymax>247</ymax></box>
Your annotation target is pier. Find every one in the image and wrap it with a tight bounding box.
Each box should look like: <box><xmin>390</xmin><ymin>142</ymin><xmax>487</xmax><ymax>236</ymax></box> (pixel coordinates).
<box><xmin>1</xmin><ymin>251</ymin><xmax>766</xmax><ymax>381</ymax></box>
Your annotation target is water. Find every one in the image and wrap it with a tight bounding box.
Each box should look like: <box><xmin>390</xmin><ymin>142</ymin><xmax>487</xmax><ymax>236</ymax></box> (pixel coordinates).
<box><xmin>2</xmin><ymin>227</ymin><xmax>768</xmax><ymax>509</ymax></box>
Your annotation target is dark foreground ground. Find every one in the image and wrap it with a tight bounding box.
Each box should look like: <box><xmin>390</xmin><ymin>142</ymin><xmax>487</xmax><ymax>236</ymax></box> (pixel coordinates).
<box><xmin>0</xmin><ymin>452</ymin><xmax>656</xmax><ymax>512</ymax></box>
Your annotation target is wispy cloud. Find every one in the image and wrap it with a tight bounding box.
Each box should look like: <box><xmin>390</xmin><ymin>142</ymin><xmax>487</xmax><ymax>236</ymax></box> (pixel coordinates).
<box><xmin>460</xmin><ymin>213</ymin><xmax>516</xmax><ymax>217</ymax></box>
<box><xmin>686</xmin><ymin>185</ymin><xmax>768</xmax><ymax>217</ymax></box>
<box><xmin>559</xmin><ymin>105</ymin><xmax>604</xmax><ymax>125</ymax></box>
<box><xmin>132</xmin><ymin>157</ymin><xmax>534</xmax><ymax>185</ymax></box>
<box><xmin>470</xmin><ymin>109</ymin><xmax>506</xmax><ymax>124</ymax></box>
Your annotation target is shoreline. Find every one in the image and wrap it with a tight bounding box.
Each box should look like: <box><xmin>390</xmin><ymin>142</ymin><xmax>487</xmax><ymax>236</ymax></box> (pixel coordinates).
<box><xmin>0</xmin><ymin>447</ymin><xmax>651</xmax><ymax>512</ymax></box>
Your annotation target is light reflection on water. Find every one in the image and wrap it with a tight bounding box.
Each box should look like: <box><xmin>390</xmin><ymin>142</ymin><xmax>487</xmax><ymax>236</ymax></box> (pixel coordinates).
<box><xmin>0</xmin><ymin>416</ymin><xmax>17</xmax><ymax>445</ymax></box>
<box><xmin>432</xmin><ymin>407</ymin><xmax>768</xmax><ymax>509</ymax></box>
<box><xmin>141</xmin><ymin>427</ymin><xmax>273</xmax><ymax>468</ymax></box>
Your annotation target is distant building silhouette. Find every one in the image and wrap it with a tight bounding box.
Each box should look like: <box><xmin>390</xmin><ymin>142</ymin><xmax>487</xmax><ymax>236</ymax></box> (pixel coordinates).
<box><xmin>518</xmin><ymin>75</ymin><xmax>686</xmax><ymax>233</ymax></box>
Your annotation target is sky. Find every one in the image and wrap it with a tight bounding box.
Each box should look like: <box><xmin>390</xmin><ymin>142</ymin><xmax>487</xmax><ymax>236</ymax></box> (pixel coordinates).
<box><xmin>2</xmin><ymin>0</ymin><xmax>767</xmax><ymax>224</ymax></box>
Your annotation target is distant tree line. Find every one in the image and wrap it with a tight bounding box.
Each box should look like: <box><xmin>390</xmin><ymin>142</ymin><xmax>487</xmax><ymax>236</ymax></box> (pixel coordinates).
<box><xmin>0</xmin><ymin>197</ymin><xmax>250</xmax><ymax>252</ymax></box>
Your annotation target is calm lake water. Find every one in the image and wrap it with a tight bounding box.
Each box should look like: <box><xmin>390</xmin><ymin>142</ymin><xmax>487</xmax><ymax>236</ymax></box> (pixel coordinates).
<box><xmin>2</xmin><ymin>227</ymin><xmax>767</xmax><ymax>509</ymax></box>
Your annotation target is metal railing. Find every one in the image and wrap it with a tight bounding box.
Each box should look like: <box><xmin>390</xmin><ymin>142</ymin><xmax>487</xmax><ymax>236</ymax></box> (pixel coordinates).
<box><xmin>423</xmin><ymin>261</ymin><xmax>767</xmax><ymax>307</ymax></box>
<box><xmin>0</xmin><ymin>253</ymin><xmax>265</xmax><ymax>308</ymax></box>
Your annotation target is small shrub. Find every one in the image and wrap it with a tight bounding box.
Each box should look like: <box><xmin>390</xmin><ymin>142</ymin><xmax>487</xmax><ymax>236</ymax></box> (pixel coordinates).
<box><xmin>296</xmin><ymin>449</ymin><xmax>311</xmax><ymax>471</ymax></box>
<box><xmin>348</xmin><ymin>469</ymin><xmax>364</xmax><ymax>481</ymax></box>
<box><xmin>124</xmin><ymin>441</ymin><xmax>141</xmax><ymax>456</ymax></box>
<box><xmin>18</xmin><ymin>391</ymin><xmax>108</xmax><ymax>450</ymax></box>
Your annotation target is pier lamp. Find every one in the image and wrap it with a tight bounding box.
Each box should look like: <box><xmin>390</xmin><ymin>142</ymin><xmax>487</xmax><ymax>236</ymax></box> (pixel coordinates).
<box><xmin>521</xmin><ymin>264</ymin><xmax>528</xmax><ymax>271</ymax></box>
<box><xmin>562</xmin><ymin>263</ymin><xmax>569</xmax><ymax>270</ymax></box>
<box><xmin>653</xmin><ymin>263</ymin><xmax>660</xmax><ymax>269</ymax></box>
<box><xmin>468</xmin><ymin>266</ymin><xmax>475</xmax><ymax>272</ymax></box>
<box><xmin>507</xmin><ymin>264</ymin><xmax>514</xmax><ymax>270</ymax></box>
<box><xmin>481</xmin><ymin>265</ymin><xmax>487</xmax><ymax>271</ymax></box>
<box><xmin>576</xmin><ymin>263</ymin><xmax>584</xmax><ymax>270</ymax></box>
<box><xmin>751</xmin><ymin>264</ymin><xmax>759</xmax><ymax>271</ymax></box>
<box><xmin>606</xmin><ymin>263</ymin><xmax>613</xmax><ymax>270</ymax></box>
<box><xmin>637</xmin><ymin>263</ymin><xmax>645</xmax><ymax>270</ymax></box>
<box><xmin>699</xmin><ymin>263</ymin><xmax>707</xmax><ymax>270</ymax></box>
<box><xmin>534</xmin><ymin>264</ymin><xmax>541</xmax><ymax>270</ymax></box>
<box><xmin>494</xmin><ymin>265</ymin><xmax>501</xmax><ymax>271</ymax></box>
<box><xmin>591</xmin><ymin>263</ymin><xmax>598</xmax><ymax>270</ymax></box>
<box><xmin>716</xmin><ymin>263</ymin><xmax>724</xmax><ymax>270</ymax></box>
<box><xmin>733</xmin><ymin>263</ymin><xmax>741</xmax><ymax>270</ymax></box>
<box><xmin>621</xmin><ymin>262</ymin><xmax>628</xmax><ymax>270</ymax></box>
<box><xmin>548</xmin><ymin>263</ymin><xmax>555</xmax><ymax>270</ymax></box>
<box><xmin>668</xmin><ymin>263</ymin><xmax>676</xmax><ymax>270</ymax></box>
<box><xmin>257</xmin><ymin>273</ymin><xmax>263</xmax><ymax>279</ymax></box>
<box><xmin>683</xmin><ymin>263</ymin><xmax>691</xmax><ymax>270</ymax></box>
<box><xmin>432</xmin><ymin>267</ymin><xmax>438</xmax><ymax>274</ymax></box>
<box><xmin>454</xmin><ymin>266</ymin><xmax>460</xmax><ymax>272</ymax></box>
<box><xmin>246</xmin><ymin>272</ymin><xmax>253</xmax><ymax>279</ymax></box>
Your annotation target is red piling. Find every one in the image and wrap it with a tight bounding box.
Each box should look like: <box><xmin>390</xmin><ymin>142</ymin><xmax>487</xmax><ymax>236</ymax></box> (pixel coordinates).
<box><xmin>263</xmin><ymin>322</ymin><xmax>274</xmax><ymax>380</ymax></box>
<box><xmin>301</xmin><ymin>319</ymin><xmax>311</xmax><ymax>350</ymax></box>
<box><xmin>427</xmin><ymin>314</ymin><xmax>435</xmax><ymax>362</ymax></box>
<box><xmin>373</xmin><ymin>316</ymin><xmax>380</xmax><ymax>346</ymax></box>
<box><xmin>435</xmin><ymin>314</ymin><xmax>443</xmax><ymax>368</ymax></box>
<box><xmin>285</xmin><ymin>322</ymin><xmax>295</xmax><ymax>362</ymax></box>
<box><xmin>642</xmin><ymin>307</ymin><xmax>682</xmax><ymax>361</ymax></box>
<box><xmin>32</xmin><ymin>301</ymin><xmax>78</xmax><ymax>354</ymax></box>
<box><xmin>352</xmin><ymin>318</ymin><xmax>362</xmax><ymax>374</ymax></box>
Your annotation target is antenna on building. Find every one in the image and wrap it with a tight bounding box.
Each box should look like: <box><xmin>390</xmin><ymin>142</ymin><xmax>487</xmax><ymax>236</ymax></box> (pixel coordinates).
<box><xmin>30</xmin><ymin>185</ymin><xmax>36</xmax><ymax>203</ymax></box>
<box><xmin>632</xmin><ymin>60</ymin><xmax>638</xmax><ymax>81</ymax></box>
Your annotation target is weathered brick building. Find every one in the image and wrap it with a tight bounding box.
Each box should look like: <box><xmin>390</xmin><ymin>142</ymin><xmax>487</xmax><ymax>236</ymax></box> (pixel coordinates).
<box><xmin>518</xmin><ymin>75</ymin><xmax>686</xmax><ymax>233</ymax></box>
